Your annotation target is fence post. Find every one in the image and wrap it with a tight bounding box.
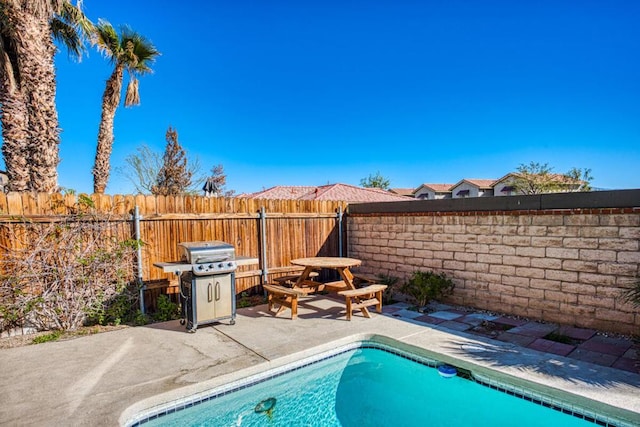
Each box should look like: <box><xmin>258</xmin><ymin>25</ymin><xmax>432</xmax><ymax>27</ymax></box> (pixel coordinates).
<box><xmin>336</xmin><ymin>205</ymin><xmax>343</xmax><ymax>257</ymax></box>
<box><xmin>133</xmin><ymin>205</ymin><xmax>145</xmax><ymax>314</ymax></box>
<box><xmin>259</xmin><ymin>206</ymin><xmax>268</xmax><ymax>286</ymax></box>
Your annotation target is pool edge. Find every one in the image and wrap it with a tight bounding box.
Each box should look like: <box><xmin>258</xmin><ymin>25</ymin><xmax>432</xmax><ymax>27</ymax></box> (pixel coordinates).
<box><xmin>119</xmin><ymin>333</ymin><xmax>640</xmax><ymax>427</ymax></box>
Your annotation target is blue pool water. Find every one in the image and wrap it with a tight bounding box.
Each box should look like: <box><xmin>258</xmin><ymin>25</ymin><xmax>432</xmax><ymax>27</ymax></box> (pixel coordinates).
<box><xmin>135</xmin><ymin>345</ymin><xmax>622</xmax><ymax>426</ymax></box>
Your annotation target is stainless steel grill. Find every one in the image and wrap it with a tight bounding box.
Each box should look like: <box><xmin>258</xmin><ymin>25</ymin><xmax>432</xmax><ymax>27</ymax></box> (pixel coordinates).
<box><xmin>178</xmin><ymin>240</ymin><xmax>237</xmax><ymax>276</ymax></box>
<box><xmin>176</xmin><ymin>240</ymin><xmax>238</xmax><ymax>332</ymax></box>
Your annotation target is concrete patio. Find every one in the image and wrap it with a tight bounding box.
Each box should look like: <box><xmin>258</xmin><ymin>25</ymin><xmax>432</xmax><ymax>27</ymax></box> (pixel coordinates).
<box><xmin>0</xmin><ymin>295</ymin><xmax>638</xmax><ymax>426</ymax></box>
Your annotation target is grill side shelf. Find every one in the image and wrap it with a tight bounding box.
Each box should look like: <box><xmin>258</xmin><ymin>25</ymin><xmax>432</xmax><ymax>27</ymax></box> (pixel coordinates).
<box><xmin>153</xmin><ymin>262</ymin><xmax>194</xmax><ymax>274</ymax></box>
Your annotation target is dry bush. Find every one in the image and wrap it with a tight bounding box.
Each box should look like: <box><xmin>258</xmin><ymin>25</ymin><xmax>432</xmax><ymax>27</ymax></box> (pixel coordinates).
<box><xmin>0</xmin><ymin>196</ymin><xmax>140</xmax><ymax>331</ymax></box>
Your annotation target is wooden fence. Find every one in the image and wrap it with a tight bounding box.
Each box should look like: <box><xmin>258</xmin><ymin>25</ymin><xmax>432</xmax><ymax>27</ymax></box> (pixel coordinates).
<box><xmin>0</xmin><ymin>193</ymin><xmax>348</xmax><ymax>300</ymax></box>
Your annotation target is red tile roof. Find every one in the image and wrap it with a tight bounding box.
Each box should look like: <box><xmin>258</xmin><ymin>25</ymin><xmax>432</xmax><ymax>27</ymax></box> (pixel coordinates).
<box><xmin>415</xmin><ymin>183</ymin><xmax>455</xmax><ymax>193</ymax></box>
<box><xmin>389</xmin><ymin>188</ymin><xmax>415</xmax><ymax>196</ymax></box>
<box><xmin>242</xmin><ymin>183</ymin><xmax>413</xmax><ymax>202</ymax></box>
<box><xmin>452</xmin><ymin>179</ymin><xmax>497</xmax><ymax>189</ymax></box>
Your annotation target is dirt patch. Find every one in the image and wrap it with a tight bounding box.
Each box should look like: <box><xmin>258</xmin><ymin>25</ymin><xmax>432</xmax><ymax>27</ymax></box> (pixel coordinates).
<box><xmin>0</xmin><ymin>324</ymin><xmax>128</xmax><ymax>350</ymax></box>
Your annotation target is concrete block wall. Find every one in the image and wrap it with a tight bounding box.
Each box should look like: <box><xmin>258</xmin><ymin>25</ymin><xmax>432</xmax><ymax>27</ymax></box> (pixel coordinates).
<box><xmin>348</xmin><ymin>208</ymin><xmax>640</xmax><ymax>335</ymax></box>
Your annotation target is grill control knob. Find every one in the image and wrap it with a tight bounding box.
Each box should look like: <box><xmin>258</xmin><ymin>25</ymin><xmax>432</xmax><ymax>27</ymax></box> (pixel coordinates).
<box><xmin>197</xmin><ymin>265</ymin><xmax>204</xmax><ymax>270</ymax></box>
<box><xmin>218</xmin><ymin>263</ymin><xmax>224</xmax><ymax>268</ymax></box>
<box><xmin>209</xmin><ymin>264</ymin><xmax>214</xmax><ymax>269</ymax></box>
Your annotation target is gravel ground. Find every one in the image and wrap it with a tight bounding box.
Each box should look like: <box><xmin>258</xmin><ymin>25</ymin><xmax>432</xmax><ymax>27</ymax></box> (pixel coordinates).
<box><xmin>0</xmin><ymin>324</ymin><xmax>128</xmax><ymax>350</ymax></box>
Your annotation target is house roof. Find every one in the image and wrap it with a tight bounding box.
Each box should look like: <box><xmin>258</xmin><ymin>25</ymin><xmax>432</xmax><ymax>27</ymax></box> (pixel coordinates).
<box><xmin>450</xmin><ymin>178</ymin><xmax>497</xmax><ymax>189</ymax></box>
<box><xmin>389</xmin><ymin>188</ymin><xmax>415</xmax><ymax>197</ymax></box>
<box><xmin>492</xmin><ymin>172</ymin><xmax>584</xmax><ymax>187</ymax></box>
<box><xmin>413</xmin><ymin>183</ymin><xmax>455</xmax><ymax>194</ymax></box>
<box><xmin>239</xmin><ymin>186</ymin><xmax>316</xmax><ymax>199</ymax></box>
<box><xmin>492</xmin><ymin>173</ymin><xmax>516</xmax><ymax>186</ymax></box>
<box><xmin>242</xmin><ymin>183</ymin><xmax>414</xmax><ymax>202</ymax></box>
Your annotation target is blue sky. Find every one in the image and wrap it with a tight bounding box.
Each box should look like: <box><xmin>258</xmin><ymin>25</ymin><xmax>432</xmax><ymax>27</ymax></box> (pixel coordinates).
<box><xmin>5</xmin><ymin>0</ymin><xmax>640</xmax><ymax>194</ymax></box>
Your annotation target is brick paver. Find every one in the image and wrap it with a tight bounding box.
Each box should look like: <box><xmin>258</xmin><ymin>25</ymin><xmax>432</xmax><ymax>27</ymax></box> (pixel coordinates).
<box><xmin>578</xmin><ymin>335</ymin><xmax>632</xmax><ymax>357</ymax></box>
<box><xmin>527</xmin><ymin>338</ymin><xmax>575</xmax><ymax>357</ymax></box>
<box><xmin>507</xmin><ymin>322</ymin><xmax>558</xmax><ymax>338</ymax></box>
<box><xmin>568</xmin><ymin>348</ymin><xmax>619</xmax><ymax>367</ymax></box>
<box><xmin>556</xmin><ymin>325</ymin><xmax>596</xmax><ymax>341</ymax></box>
<box><xmin>413</xmin><ymin>314</ymin><xmax>445</xmax><ymax>325</ymax></box>
<box><xmin>384</xmin><ymin>303</ymin><xmax>639</xmax><ymax>374</ymax></box>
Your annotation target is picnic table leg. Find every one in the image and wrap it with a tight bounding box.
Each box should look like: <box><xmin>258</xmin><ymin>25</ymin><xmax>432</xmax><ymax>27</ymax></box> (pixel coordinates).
<box><xmin>290</xmin><ymin>296</ymin><xmax>298</xmax><ymax>319</ymax></box>
<box><xmin>359</xmin><ymin>299</ymin><xmax>372</xmax><ymax>318</ymax></box>
<box><xmin>337</xmin><ymin>267</ymin><xmax>356</xmax><ymax>290</ymax></box>
<box><xmin>294</xmin><ymin>266</ymin><xmax>313</xmax><ymax>286</ymax></box>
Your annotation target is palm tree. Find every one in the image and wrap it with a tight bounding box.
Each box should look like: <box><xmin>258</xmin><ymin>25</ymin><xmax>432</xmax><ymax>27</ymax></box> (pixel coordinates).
<box><xmin>0</xmin><ymin>0</ymin><xmax>91</xmax><ymax>192</ymax></box>
<box><xmin>92</xmin><ymin>20</ymin><xmax>159</xmax><ymax>194</ymax></box>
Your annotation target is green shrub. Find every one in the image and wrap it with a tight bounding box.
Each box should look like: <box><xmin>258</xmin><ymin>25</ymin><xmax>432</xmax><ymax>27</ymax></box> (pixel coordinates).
<box><xmin>32</xmin><ymin>330</ymin><xmax>63</xmax><ymax>344</ymax></box>
<box><xmin>376</xmin><ymin>274</ymin><xmax>399</xmax><ymax>304</ymax></box>
<box><xmin>85</xmin><ymin>287</ymin><xmax>141</xmax><ymax>326</ymax></box>
<box><xmin>237</xmin><ymin>291</ymin><xmax>266</xmax><ymax>308</ymax></box>
<box><xmin>401</xmin><ymin>270</ymin><xmax>454</xmax><ymax>308</ymax></box>
<box><xmin>153</xmin><ymin>295</ymin><xmax>180</xmax><ymax>322</ymax></box>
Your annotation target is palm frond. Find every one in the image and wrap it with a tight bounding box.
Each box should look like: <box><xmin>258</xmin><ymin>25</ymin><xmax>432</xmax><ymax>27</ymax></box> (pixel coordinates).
<box><xmin>51</xmin><ymin>18</ymin><xmax>83</xmax><ymax>58</ymax></box>
<box><xmin>55</xmin><ymin>0</ymin><xmax>94</xmax><ymax>58</ymax></box>
<box><xmin>124</xmin><ymin>76</ymin><xmax>140</xmax><ymax>107</ymax></box>
<box><xmin>119</xmin><ymin>25</ymin><xmax>159</xmax><ymax>75</ymax></box>
<box><xmin>59</xmin><ymin>1</ymin><xmax>94</xmax><ymax>37</ymax></box>
<box><xmin>93</xmin><ymin>19</ymin><xmax>120</xmax><ymax>61</ymax></box>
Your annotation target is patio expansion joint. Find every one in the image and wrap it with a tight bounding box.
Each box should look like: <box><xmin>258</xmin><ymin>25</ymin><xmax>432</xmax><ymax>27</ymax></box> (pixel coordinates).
<box><xmin>213</xmin><ymin>327</ymin><xmax>271</xmax><ymax>362</ymax></box>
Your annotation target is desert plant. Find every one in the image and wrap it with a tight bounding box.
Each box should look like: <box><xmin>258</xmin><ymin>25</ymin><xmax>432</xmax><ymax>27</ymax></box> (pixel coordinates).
<box><xmin>375</xmin><ymin>274</ymin><xmax>399</xmax><ymax>304</ymax></box>
<box><xmin>0</xmin><ymin>196</ymin><xmax>141</xmax><ymax>331</ymax></box>
<box><xmin>401</xmin><ymin>270</ymin><xmax>454</xmax><ymax>308</ymax></box>
<box><xmin>620</xmin><ymin>278</ymin><xmax>640</xmax><ymax>308</ymax></box>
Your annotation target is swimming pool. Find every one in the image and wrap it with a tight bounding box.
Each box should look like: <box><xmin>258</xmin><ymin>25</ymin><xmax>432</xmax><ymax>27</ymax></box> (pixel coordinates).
<box><xmin>125</xmin><ymin>341</ymin><xmax>634</xmax><ymax>426</ymax></box>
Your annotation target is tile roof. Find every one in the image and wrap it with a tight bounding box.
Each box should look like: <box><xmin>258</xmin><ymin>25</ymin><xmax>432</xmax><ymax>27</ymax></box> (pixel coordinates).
<box><xmin>389</xmin><ymin>188</ymin><xmax>415</xmax><ymax>196</ymax></box>
<box><xmin>415</xmin><ymin>183</ymin><xmax>455</xmax><ymax>193</ymax></box>
<box><xmin>239</xmin><ymin>186</ymin><xmax>317</xmax><ymax>199</ymax></box>
<box><xmin>241</xmin><ymin>183</ymin><xmax>413</xmax><ymax>202</ymax></box>
<box><xmin>492</xmin><ymin>173</ymin><xmax>584</xmax><ymax>187</ymax></box>
<box><xmin>452</xmin><ymin>178</ymin><xmax>497</xmax><ymax>189</ymax></box>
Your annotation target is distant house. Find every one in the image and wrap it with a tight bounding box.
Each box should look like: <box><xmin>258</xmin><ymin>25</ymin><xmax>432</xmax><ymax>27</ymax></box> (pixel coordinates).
<box><xmin>389</xmin><ymin>188</ymin><xmax>415</xmax><ymax>197</ymax></box>
<box><xmin>492</xmin><ymin>174</ymin><xmax>519</xmax><ymax>196</ymax></box>
<box><xmin>0</xmin><ymin>170</ymin><xmax>7</xmax><ymax>192</ymax></box>
<box><xmin>492</xmin><ymin>173</ymin><xmax>586</xmax><ymax>196</ymax></box>
<box><xmin>450</xmin><ymin>179</ymin><xmax>496</xmax><ymax>198</ymax></box>
<box><xmin>241</xmin><ymin>183</ymin><xmax>414</xmax><ymax>203</ymax></box>
<box><xmin>413</xmin><ymin>183</ymin><xmax>454</xmax><ymax>200</ymax></box>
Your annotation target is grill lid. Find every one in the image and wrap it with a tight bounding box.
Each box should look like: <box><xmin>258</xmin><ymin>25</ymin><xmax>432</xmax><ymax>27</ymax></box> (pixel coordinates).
<box><xmin>178</xmin><ymin>240</ymin><xmax>235</xmax><ymax>264</ymax></box>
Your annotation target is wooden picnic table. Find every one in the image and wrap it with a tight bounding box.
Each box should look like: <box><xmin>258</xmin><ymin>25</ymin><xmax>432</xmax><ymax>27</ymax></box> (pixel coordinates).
<box><xmin>263</xmin><ymin>257</ymin><xmax>385</xmax><ymax>320</ymax></box>
<box><xmin>290</xmin><ymin>257</ymin><xmax>362</xmax><ymax>293</ymax></box>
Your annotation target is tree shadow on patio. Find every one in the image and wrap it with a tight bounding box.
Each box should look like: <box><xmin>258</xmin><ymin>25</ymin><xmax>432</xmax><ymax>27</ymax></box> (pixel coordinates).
<box><xmin>443</xmin><ymin>338</ymin><xmax>640</xmax><ymax>390</ymax></box>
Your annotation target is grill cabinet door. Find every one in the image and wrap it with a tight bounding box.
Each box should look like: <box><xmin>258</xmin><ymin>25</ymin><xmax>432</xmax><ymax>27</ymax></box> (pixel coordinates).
<box><xmin>194</xmin><ymin>273</ymin><xmax>233</xmax><ymax>323</ymax></box>
<box><xmin>194</xmin><ymin>276</ymin><xmax>216</xmax><ymax>322</ymax></box>
<box><xmin>212</xmin><ymin>274</ymin><xmax>233</xmax><ymax>318</ymax></box>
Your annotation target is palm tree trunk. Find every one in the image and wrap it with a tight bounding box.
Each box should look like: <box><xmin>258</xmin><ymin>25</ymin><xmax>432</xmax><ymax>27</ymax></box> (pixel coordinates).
<box><xmin>18</xmin><ymin>17</ymin><xmax>60</xmax><ymax>192</ymax></box>
<box><xmin>93</xmin><ymin>64</ymin><xmax>124</xmax><ymax>194</ymax></box>
<box><xmin>0</xmin><ymin>37</ymin><xmax>30</xmax><ymax>191</ymax></box>
<box><xmin>2</xmin><ymin>1</ymin><xmax>62</xmax><ymax>193</ymax></box>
